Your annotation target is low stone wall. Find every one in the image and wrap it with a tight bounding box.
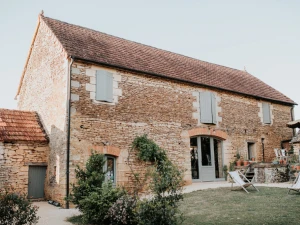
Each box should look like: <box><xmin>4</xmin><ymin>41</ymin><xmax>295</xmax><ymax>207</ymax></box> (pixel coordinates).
<box><xmin>253</xmin><ymin>163</ymin><xmax>289</xmax><ymax>183</ymax></box>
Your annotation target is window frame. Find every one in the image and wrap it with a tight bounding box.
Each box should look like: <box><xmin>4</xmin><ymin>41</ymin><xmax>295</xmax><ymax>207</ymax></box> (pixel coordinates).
<box><xmin>103</xmin><ymin>155</ymin><xmax>117</xmax><ymax>184</ymax></box>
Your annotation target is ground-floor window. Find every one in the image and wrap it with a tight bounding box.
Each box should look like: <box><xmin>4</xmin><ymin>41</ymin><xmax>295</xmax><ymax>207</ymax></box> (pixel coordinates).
<box><xmin>190</xmin><ymin>136</ymin><xmax>223</xmax><ymax>181</ymax></box>
<box><xmin>104</xmin><ymin>156</ymin><xmax>116</xmax><ymax>184</ymax></box>
<box><xmin>247</xmin><ymin>142</ymin><xmax>255</xmax><ymax>160</ymax></box>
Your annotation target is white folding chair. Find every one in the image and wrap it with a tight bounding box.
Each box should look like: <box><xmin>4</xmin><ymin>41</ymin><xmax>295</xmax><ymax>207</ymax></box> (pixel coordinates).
<box><xmin>228</xmin><ymin>171</ymin><xmax>259</xmax><ymax>193</ymax></box>
<box><xmin>288</xmin><ymin>173</ymin><xmax>300</xmax><ymax>194</ymax></box>
<box><xmin>274</xmin><ymin>148</ymin><xmax>281</xmax><ymax>160</ymax></box>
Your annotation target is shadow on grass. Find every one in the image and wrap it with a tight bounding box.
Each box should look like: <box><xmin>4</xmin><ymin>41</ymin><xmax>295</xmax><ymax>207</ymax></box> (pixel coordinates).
<box><xmin>180</xmin><ymin>186</ymin><xmax>300</xmax><ymax>225</ymax></box>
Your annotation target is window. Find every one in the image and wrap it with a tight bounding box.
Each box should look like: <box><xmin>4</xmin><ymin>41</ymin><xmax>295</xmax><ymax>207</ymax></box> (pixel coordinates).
<box><xmin>104</xmin><ymin>156</ymin><xmax>116</xmax><ymax>184</ymax></box>
<box><xmin>262</xmin><ymin>102</ymin><xmax>271</xmax><ymax>124</ymax></box>
<box><xmin>96</xmin><ymin>70</ymin><xmax>113</xmax><ymax>102</ymax></box>
<box><xmin>200</xmin><ymin>92</ymin><xmax>217</xmax><ymax>124</ymax></box>
<box><xmin>248</xmin><ymin>142</ymin><xmax>255</xmax><ymax>160</ymax></box>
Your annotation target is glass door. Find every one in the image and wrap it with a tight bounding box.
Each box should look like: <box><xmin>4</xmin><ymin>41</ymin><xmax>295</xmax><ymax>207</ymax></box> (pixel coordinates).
<box><xmin>190</xmin><ymin>136</ymin><xmax>223</xmax><ymax>181</ymax></box>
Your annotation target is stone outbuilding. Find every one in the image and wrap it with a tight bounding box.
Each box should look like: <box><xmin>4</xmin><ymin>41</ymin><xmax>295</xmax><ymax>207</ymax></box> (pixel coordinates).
<box><xmin>9</xmin><ymin>13</ymin><xmax>297</xmax><ymax>206</ymax></box>
<box><xmin>0</xmin><ymin>109</ymin><xmax>49</xmax><ymax>198</ymax></box>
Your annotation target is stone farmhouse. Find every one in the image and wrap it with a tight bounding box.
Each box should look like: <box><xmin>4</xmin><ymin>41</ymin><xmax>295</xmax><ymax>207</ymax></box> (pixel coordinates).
<box><xmin>0</xmin><ymin>13</ymin><xmax>296</xmax><ymax>207</ymax></box>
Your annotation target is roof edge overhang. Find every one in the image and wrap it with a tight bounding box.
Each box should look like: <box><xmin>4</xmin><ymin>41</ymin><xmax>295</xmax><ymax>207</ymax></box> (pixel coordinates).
<box><xmin>72</xmin><ymin>57</ymin><xmax>297</xmax><ymax>106</ymax></box>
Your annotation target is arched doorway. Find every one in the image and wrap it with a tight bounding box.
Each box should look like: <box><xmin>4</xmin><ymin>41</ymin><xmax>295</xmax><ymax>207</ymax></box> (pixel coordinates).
<box><xmin>190</xmin><ymin>136</ymin><xmax>223</xmax><ymax>181</ymax></box>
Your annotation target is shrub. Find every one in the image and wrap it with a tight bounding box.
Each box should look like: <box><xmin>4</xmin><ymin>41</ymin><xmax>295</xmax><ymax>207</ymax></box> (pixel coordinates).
<box><xmin>69</xmin><ymin>153</ymin><xmax>126</xmax><ymax>224</ymax></box>
<box><xmin>131</xmin><ymin>135</ymin><xmax>184</xmax><ymax>225</ymax></box>
<box><xmin>137</xmin><ymin>196</ymin><xmax>184</xmax><ymax>225</ymax></box>
<box><xmin>69</xmin><ymin>153</ymin><xmax>106</xmax><ymax>208</ymax></box>
<box><xmin>0</xmin><ymin>190</ymin><xmax>39</xmax><ymax>225</ymax></box>
<box><xmin>106</xmin><ymin>195</ymin><xmax>138</xmax><ymax>225</ymax></box>
<box><xmin>79</xmin><ymin>182</ymin><xmax>125</xmax><ymax>224</ymax></box>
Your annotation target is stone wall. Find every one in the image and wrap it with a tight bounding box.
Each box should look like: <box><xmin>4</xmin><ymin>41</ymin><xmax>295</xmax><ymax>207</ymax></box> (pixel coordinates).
<box><xmin>0</xmin><ymin>141</ymin><xmax>49</xmax><ymax>194</ymax></box>
<box><xmin>68</xmin><ymin>62</ymin><xmax>293</xmax><ymax>193</ymax></box>
<box><xmin>253</xmin><ymin>163</ymin><xmax>289</xmax><ymax>183</ymax></box>
<box><xmin>17</xmin><ymin>20</ymin><xmax>68</xmax><ymax>203</ymax></box>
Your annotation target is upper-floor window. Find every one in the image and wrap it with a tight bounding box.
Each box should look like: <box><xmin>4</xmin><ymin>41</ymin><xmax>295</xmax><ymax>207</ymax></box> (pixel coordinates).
<box><xmin>262</xmin><ymin>102</ymin><xmax>271</xmax><ymax>124</ymax></box>
<box><xmin>96</xmin><ymin>70</ymin><xmax>113</xmax><ymax>102</ymax></box>
<box><xmin>200</xmin><ymin>92</ymin><xmax>217</xmax><ymax>124</ymax></box>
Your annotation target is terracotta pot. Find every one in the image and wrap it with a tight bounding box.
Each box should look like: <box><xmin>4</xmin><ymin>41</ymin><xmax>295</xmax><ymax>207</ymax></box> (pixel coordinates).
<box><xmin>296</xmin><ymin>166</ymin><xmax>300</xmax><ymax>171</ymax></box>
<box><xmin>279</xmin><ymin>159</ymin><xmax>283</xmax><ymax>164</ymax></box>
<box><xmin>244</xmin><ymin>161</ymin><xmax>249</xmax><ymax>166</ymax></box>
<box><xmin>283</xmin><ymin>160</ymin><xmax>287</xmax><ymax>165</ymax></box>
<box><xmin>251</xmin><ymin>157</ymin><xmax>255</xmax><ymax>161</ymax></box>
<box><xmin>236</xmin><ymin>160</ymin><xmax>242</xmax><ymax>166</ymax></box>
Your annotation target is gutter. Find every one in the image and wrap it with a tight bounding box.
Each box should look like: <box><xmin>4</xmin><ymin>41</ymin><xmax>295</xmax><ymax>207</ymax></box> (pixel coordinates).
<box><xmin>66</xmin><ymin>57</ymin><xmax>74</xmax><ymax>209</ymax></box>
<box><xmin>73</xmin><ymin>57</ymin><xmax>297</xmax><ymax>107</ymax></box>
<box><xmin>291</xmin><ymin>106</ymin><xmax>296</xmax><ymax>136</ymax></box>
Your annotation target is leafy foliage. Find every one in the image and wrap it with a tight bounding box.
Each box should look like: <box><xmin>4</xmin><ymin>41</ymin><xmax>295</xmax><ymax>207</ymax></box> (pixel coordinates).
<box><xmin>79</xmin><ymin>182</ymin><xmax>125</xmax><ymax>224</ymax></box>
<box><xmin>69</xmin><ymin>153</ymin><xmax>126</xmax><ymax>225</ymax></box>
<box><xmin>106</xmin><ymin>195</ymin><xmax>138</xmax><ymax>225</ymax></box>
<box><xmin>0</xmin><ymin>190</ymin><xmax>39</xmax><ymax>225</ymax></box>
<box><xmin>131</xmin><ymin>135</ymin><xmax>184</xmax><ymax>225</ymax></box>
<box><xmin>69</xmin><ymin>153</ymin><xmax>106</xmax><ymax>208</ymax></box>
<box><xmin>132</xmin><ymin>134</ymin><xmax>167</xmax><ymax>163</ymax></box>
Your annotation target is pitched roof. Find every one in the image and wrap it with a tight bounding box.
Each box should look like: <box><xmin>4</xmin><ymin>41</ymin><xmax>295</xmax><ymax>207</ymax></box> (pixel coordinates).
<box><xmin>0</xmin><ymin>109</ymin><xmax>48</xmax><ymax>143</ymax></box>
<box><xmin>39</xmin><ymin>15</ymin><xmax>295</xmax><ymax>105</ymax></box>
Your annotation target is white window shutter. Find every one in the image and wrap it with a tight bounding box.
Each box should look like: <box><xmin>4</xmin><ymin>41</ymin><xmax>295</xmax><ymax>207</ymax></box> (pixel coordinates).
<box><xmin>262</xmin><ymin>103</ymin><xmax>271</xmax><ymax>124</ymax></box>
<box><xmin>211</xmin><ymin>93</ymin><xmax>217</xmax><ymax>124</ymax></box>
<box><xmin>96</xmin><ymin>70</ymin><xmax>113</xmax><ymax>102</ymax></box>
<box><xmin>200</xmin><ymin>92</ymin><xmax>213</xmax><ymax>123</ymax></box>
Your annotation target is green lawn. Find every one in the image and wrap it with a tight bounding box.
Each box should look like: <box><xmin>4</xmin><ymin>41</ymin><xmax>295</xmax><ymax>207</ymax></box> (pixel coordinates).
<box><xmin>180</xmin><ymin>186</ymin><xmax>300</xmax><ymax>225</ymax></box>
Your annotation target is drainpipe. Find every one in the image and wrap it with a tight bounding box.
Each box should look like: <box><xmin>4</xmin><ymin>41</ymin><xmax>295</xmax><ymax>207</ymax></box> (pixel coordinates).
<box><xmin>291</xmin><ymin>106</ymin><xmax>295</xmax><ymax>136</ymax></box>
<box><xmin>66</xmin><ymin>56</ymin><xmax>74</xmax><ymax>209</ymax></box>
<box><xmin>261</xmin><ymin>138</ymin><xmax>265</xmax><ymax>162</ymax></box>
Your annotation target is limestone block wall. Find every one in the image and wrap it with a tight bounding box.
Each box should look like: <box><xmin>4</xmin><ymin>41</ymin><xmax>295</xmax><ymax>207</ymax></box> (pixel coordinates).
<box><xmin>68</xmin><ymin>61</ymin><xmax>293</xmax><ymax>193</ymax></box>
<box><xmin>17</xmin><ymin>20</ymin><xmax>68</xmax><ymax>204</ymax></box>
<box><xmin>0</xmin><ymin>141</ymin><xmax>49</xmax><ymax>194</ymax></box>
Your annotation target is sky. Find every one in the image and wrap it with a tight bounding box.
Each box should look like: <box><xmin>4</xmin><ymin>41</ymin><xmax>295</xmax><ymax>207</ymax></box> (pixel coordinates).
<box><xmin>0</xmin><ymin>0</ymin><xmax>299</xmax><ymax>119</ymax></box>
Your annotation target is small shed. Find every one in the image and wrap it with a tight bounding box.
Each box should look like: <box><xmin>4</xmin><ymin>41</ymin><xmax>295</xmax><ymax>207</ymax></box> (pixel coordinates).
<box><xmin>0</xmin><ymin>109</ymin><xmax>49</xmax><ymax>199</ymax></box>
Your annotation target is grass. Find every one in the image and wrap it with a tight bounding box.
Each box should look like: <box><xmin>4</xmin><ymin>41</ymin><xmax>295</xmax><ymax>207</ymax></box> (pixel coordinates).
<box><xmin>180</xmin><ymin>186</ymin><xmax>300</xmax><ymax>225</ymax></box>
<box><xmin>67</xmin><ymin>187</ymin><xmax>300</xmax><ymax>225</ymax></box>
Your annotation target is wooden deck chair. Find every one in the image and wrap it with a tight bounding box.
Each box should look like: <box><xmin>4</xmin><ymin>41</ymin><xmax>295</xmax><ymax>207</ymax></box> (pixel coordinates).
<box><xmin>288</xmin><ymin>173</ymin><xmax>300</xmax><ymax>194</ymax></box>
<box><xmin>228</xmin><ymin>171</ymin><xmax>259</xmax><ymax>193</ymax></box>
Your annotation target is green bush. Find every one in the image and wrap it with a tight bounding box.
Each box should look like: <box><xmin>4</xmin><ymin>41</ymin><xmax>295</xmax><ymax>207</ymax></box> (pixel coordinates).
<box><xmin>106</xmin><ymin>195</ymin><xmax>138</xmax><ymax>225</ymax></box>
<box><xmin>0</xmin><ymin>190</ymin><xmax>39</xmax><ymax>225</ymax></box>
<box><xmin>137</xmin><ymin>196</ymin><xmax>183</xmax><ymax>225</ymax></box>
<box><xmin>69</xmin><ymin>153</ymin><xmax>107</xmax><ymax>208</ymax></box>
<box><xmin>131</xmin><ymin>135</ymin><xmax>184</xmax><ymax>225</ymax></box>
<box><xmin>69</xmin><ymin>153</ymin><xmax>126</xmax><ymax>224</ymax></box>
<box><xmin>79</xmin><ymin>182</ymin><xmax>125</xmax><ymax>224</ymax></box>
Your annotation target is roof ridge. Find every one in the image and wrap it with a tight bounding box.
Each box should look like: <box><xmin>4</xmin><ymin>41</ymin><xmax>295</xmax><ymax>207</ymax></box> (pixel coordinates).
<box><xmin>42</xmin><ymin>16</ymin><xmax>248</xmax><ymax>74</ymax></box>
<box><xmin>21</xmin><ymin>15</ymin><xmax>296</xmax><ymax>105</ymax></box>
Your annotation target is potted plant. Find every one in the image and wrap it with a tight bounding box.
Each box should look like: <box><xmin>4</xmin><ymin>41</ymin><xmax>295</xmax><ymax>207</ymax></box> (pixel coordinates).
<box><xmin>243</xmin><ymin>160</ymin><xmax>249</xmax><ymax>166</ymax></box>
<box><xmin>222</xmin><ymin>165</ymin><xmax>228</xmax><ymax>181</ymax></box>
<box><xmin>296</xmin><ymin>163</ymin><xmax>300</xmax><ymax>171</ymax></box>
<box><xmin>251</xmin><ymin>157</ymin><xmax>255</xmax><ymax>161</ymax></box>
<box><xmin>235</xmin><ymin>153</ymin><xmax>242</xmax><ymax>166</ymax></box>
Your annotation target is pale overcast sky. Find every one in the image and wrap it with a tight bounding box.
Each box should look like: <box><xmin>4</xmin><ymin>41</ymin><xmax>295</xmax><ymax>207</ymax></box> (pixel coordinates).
<box><xmin>0</xmin><ymin>0</ymin><xmax>299</xmax><ymax>119</ymax></box>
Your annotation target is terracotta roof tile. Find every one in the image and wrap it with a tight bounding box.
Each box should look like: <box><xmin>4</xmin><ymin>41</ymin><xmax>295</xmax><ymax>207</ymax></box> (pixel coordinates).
<box><xmin>0</xmin><ymin>109</ymin><xmax>48</xmax><ymax>143</ymax></box>
<box><xmin>41</xmin><ymin>16</ymin><xmax>295</xmax><ymax>105</ymax></box>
